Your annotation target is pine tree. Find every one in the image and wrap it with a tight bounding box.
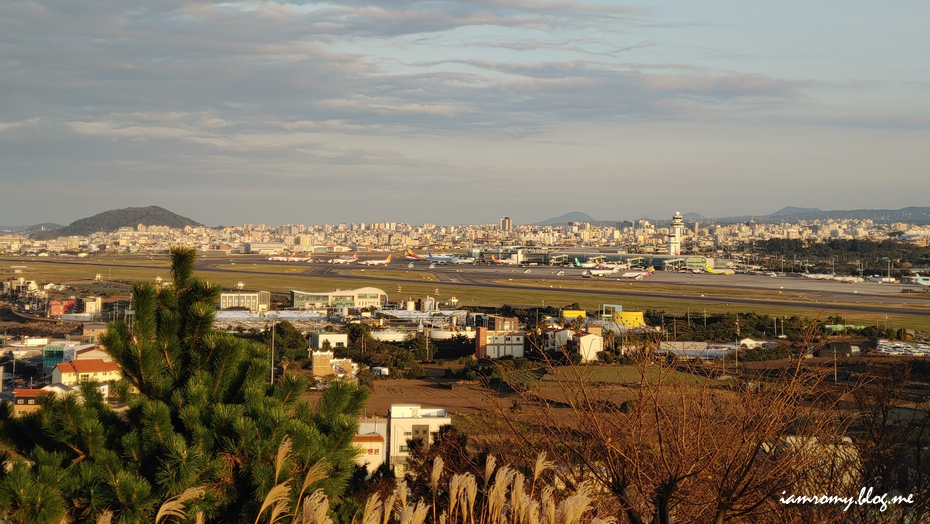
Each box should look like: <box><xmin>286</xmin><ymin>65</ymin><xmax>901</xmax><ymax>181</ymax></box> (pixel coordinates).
<box><xmin>0</xmin><ymin>247</ymin><xmax>367</xmax><ymax>523</ymax></box>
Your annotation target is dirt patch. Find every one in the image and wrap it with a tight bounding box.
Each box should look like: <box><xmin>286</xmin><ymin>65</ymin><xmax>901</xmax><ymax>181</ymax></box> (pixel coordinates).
<box><xmin>0</xmin><ymin>307</ymin><xmax>82</xmax><ymax>338</ymax></box>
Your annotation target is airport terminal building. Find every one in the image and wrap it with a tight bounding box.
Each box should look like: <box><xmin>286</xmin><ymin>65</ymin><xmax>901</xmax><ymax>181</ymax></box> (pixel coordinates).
<box><xmin>291</xmin><ymin>287</ymin><xmax>388</xmax><ymax>310</ymax></box>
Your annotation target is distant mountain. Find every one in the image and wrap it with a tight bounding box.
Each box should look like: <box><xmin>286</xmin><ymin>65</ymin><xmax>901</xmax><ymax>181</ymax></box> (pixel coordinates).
<box><xmin>535</xmin><ymin>212</ymin><xmax>597</xmax><ymax>226</ymax></box>
<box><xmin>30</xmin><ymin>206</ymin><xmax>201</xmax><ymax>239</ymax></box>
<box><xmin>0</xmin><ymin>223</ymin><xmax>64</xmax><ymax>234</ymax></box>
<box><xmin>770</xmin><ymin>206</ymin><xmax>822</xmax><ymax>217</ymax></box>
<box><xmin>709</xmin><ymin>207</ymin><xmax>930</xmax><ymax>225</ymax></box>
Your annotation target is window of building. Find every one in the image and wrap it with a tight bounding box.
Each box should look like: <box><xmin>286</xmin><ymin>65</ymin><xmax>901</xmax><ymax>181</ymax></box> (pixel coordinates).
<box><xmin>27</xmin><ymin>399</ymin><xmax>35</xmax><ymax>405</ymax></box>
<box><xmin>400</xmin><ymin>445</ymin><xmax>409</xmax><ymax>452</ymax></box>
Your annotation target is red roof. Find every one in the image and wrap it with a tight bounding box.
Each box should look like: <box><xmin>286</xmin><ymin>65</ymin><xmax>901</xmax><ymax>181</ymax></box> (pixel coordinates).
<box><xmin>55</xmin><ymin>359</ymin><xmax>120</xmax><ymax>375</ymax></box>
<box><xmin>13</xmin><ymin>388</ymin><xmax>53</xmax><ymax>398</ymax></box>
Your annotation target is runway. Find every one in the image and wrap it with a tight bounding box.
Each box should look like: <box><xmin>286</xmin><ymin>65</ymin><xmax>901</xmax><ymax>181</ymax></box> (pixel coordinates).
<box><xmin>196</xmin><ymin>257</ymin><xmax>930</xmax><ymax>317</ymax></box>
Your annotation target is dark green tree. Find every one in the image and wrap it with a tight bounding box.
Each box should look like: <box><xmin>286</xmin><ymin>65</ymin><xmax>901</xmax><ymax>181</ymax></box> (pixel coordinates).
<box><xmin>0</xmin><ymin>247</ymin><xmax>367</xmax><ymax>523</ymax></box>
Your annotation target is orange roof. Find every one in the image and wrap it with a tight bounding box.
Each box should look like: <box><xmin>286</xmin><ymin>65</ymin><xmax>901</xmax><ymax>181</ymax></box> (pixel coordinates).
<box><xmin>353</xmin><ymin>434</ymin><xmax>385</xmax><ymax>443</ymax></box>
<box><xmin>13</xmin><ymin>388</ymin><xmax>53</xmax><ymax>398</ymax></box>
<box><xmin>55</xmin><ymin>359</ymin><xmax>120</xmax><ymax>375</ymax></box>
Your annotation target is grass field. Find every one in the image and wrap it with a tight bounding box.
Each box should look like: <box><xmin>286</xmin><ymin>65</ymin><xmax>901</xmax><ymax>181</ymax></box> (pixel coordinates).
<box><xmin>5</xmin><ymin>257</ymin><xmax>930</xmax><ymax>331</ymax></box>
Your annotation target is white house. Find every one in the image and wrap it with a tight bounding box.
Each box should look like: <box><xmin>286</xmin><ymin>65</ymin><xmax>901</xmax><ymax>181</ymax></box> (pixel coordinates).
<box><xmin>309</xmin><ymin>332</ymin><xmax>348</xmax><ymax>351</ymax></box>
<box><xmin>574</xmin><ymin>332</ymin><xmax>603</xmax><ymax>362</ymax></box>
<box><xmin>387</xmin><ymin>404</ymin><xmax>452</xmax><ymax>476</ymax></box>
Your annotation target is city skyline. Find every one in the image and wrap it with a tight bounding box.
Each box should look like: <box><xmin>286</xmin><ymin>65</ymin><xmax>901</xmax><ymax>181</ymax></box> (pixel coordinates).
<box><xmin>2</xmin><ymin>1</ymin><xmax>928</xmax><ymax>226</ymax></box>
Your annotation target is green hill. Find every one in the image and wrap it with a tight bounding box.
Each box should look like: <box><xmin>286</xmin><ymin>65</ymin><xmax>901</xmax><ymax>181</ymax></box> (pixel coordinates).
<box><xmin>30</xmin><ymin>206</ymin><xmax>201</xmax><ymax>239</ymax></box>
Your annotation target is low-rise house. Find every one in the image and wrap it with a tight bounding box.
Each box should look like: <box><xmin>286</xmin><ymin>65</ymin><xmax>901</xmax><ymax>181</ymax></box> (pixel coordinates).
<box><xmin>352</xmin><ymin>434</ymin><xmax>386</xmax><ymax>472</ymax></box>
<box><xmin>574</xmin><ymin>332</ymin><xmax>603</xmax><ymax>362</ymax></box>
<box><xmin>10</xmin><ymin>388</ymin><xmax>53</xmax><ymax>416</ymax></box>
<box><xmin>309</xmin><ymin>350</ymin><xmax>358</xmax><ymax>379</ymax></box>
<box><xmin>309</xmin><ymin>332</ymin><xmax>348</xmax><ymax>351</ymax></box>
<box><xmin>52</xmin><ymin>359</ymin><xmax>121</xmax><ymax>386</ymax></box>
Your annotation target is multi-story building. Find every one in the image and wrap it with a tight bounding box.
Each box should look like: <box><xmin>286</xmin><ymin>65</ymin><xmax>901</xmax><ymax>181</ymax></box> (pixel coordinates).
<box><xmin>474</xmin><ymin>315</ymin><xmax>524</xmax><ymax>359</ymax></box>
<box><xmin>218</xmin><ymin>290</ymin><xmax>271</xmax><ymax>312</ymax></box>
<box><xmin>387</xmin><ymin>404</ymin><xmax>452</xmax><ymax>476</ymax></box>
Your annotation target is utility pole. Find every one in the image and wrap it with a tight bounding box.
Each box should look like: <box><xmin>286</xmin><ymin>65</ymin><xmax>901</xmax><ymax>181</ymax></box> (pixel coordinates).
<box><xmin>270</xmin><ymin>320</ymin><xmax>276</xmax><ymax>384</ymax></box>
<box><xmin>833</xmin><ymin>346</ymin><xmax>838</xmax><ymax>383</ymax></box>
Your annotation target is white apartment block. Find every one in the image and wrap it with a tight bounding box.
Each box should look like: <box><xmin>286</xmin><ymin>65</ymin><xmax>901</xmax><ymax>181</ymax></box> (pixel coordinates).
<box><xmin>387</xmin><ymin>404</ymin><xmax>452</xmax><ymax>476</ymax></box>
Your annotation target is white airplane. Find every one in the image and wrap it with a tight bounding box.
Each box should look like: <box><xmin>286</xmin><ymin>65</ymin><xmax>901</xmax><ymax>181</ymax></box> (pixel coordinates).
<box><xmin>491</xmin><ymin>255</ymin><xmax>519</xmax><ymax>266</ymax></box>
<box><xmin>267</xmin><ymin>255</ymin><xmax>313</xmax><ymax>262</ymax></box>
<box><xmin>801</xmin><ymin>272</ymin><xmax>834</xmax><ymax>280</ymax></box>
<box><xmin>328</xmin><ymin>255</ymin><xmax>358</xmax><ymax>264</ymax></box>
<box><xmin>913</xmin><ymin>273</ymin><xmax>930</xmax><ymax>286</ymax></box>
<box><xmin>358</xmin><ymin>254</ymin><xmax>392</xmax><ymax>266</ymax></box>
<box><xmin>427</xmin><ymin>248</ymin><xmax>474</xmax><ymax>264</ymax></box>
<box><xmin>582</xmin><ymin>266</ymin><xmax>620</xmax><ymax>278</ymax></box>
<box><xmin>574</xmin><ymin>258</ymin><xmax>600</xmax><ymax>269</ymax></box>
<box><xmin>620</xmin><ymin>267</ymin><xmax>654</xmax><ymax>280</ymax></box>
<box><xmin>833</xmin><ymin>275</ymin><xmax>865</xmax><ymax>283</ymax></box>
<box><xmin>597</xmin><ymin>260</ymin><xmax>630</xmax><ymax>271</ymax></box>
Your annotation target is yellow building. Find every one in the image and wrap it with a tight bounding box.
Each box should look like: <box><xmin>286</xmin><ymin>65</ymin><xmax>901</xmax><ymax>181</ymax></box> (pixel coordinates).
<box><xmin>562</xmin><ymin>310</ymin><xmax>587</xmax><ymax>321</ymax></box>
<box><xmin>52</xmin><ymin>359</ymin><xmax>121</xmax><ymax>386</ymax></box>
<box><xmin>613</xmin><ymin>311</ymin><xmax>646</xmax><ymax>329</ymax></box>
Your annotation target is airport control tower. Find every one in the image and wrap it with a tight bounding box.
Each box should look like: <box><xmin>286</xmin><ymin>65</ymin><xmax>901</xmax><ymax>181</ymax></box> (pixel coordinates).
<box><xmin>669</xmin><ymin>211</ymin><xmax>685</xmax><ymax>256</ymax></box>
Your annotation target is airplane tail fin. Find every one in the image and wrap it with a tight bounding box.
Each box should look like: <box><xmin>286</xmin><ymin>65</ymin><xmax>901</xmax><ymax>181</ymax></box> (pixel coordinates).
<box><xmin>386</xmin><ymin>254</ymin><xmax>392</xmax><ymax>262</ymax></box>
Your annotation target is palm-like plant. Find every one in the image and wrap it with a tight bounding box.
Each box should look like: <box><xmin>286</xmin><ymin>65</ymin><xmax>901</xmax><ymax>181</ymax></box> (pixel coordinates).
<box><xmin>0</xmin><ymin>247</ymin><xmax>367</xmax><ymax>523</ymax></box>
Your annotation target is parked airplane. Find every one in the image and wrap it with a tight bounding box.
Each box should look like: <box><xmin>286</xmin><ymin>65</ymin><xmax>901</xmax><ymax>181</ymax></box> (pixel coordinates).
<box><xmin>912</xmin><ymin>274</ymin><xmax>930</xmax><ymax>286</ymax></box>
<box><xmin>491</xmin><ymin>255</ymin><xmax>519</xmax><ymax>266</ymax></box>
<box><xmin>358</xmin><ymin>254</ymin><xmax>392</xmax><ymax>266</ymax></box>
<box><xmin>801</xmin><ymin>272</ymin><xmax>834</xmax><ymax>280</ymax></box>
<box><xmin>404</xmin><ymin>249</ymin><xmax>422</xmax><ymax>260</ymax></box>
<box><xmin>582</xmin><ymin>266</ymin><xmax>621</xmax><ymax>278</ymax></box>
<box><xmin>704</xmin><ymin>263</ymin><xmax>735</xmax><ymax>275</ymax></box>
<box><xmin>427</xmin><ymin>248</ymin><xmax>474</xmax><ymax>264</ymax></box>
<box><xmin>267</xmin><ymin>255</ymin><xmax>312</xmax><ymax>262</ymax></box>
<box><xmin>574</xmin><ymin>258</ymin><xmax>600</xmax><ymax>269</ymax></box>
<box><xmin>597</xmin><ymin>260</ymin><xmax>631</xmax><ymax>271</ymax></box>
<box><xmin>833</xmin><ymin>275</ymin><xmax>865</xmax><ymax>283</ymax></box>
<box><xmin>620</xmin><ymin>267</ymin><xmax>654</xmax><ymax>279</ymax></box>
<box><xmin>328</xmin><ymin>255</ymin><xmax>358</xmax><ymax>264</ymax></box>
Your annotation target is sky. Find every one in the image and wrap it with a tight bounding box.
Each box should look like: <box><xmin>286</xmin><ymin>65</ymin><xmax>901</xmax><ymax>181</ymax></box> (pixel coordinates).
<box><xmin>1</xmin><ymin>0</ymin><xmax>929</xmax><ymax>227</ymax></box>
